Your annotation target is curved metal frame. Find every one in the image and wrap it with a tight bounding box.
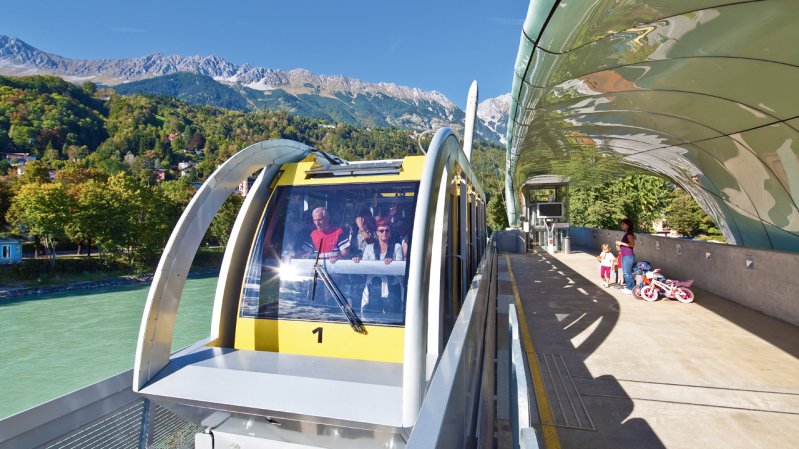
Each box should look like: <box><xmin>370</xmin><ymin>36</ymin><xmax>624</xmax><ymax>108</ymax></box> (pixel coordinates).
<box><xmin>134</xmin><ymin>131</ymin><xmax>488</xmax><ymax>427</ymax></box>
<box><xmin>404</xmin><ymin>127</ymin><xmax>486</xmax><ymax>426</ymax></box>
<box><xmin>133</xmin><ymin>139</ymin><xmax>313</xmax><ymax>391</ymax></box>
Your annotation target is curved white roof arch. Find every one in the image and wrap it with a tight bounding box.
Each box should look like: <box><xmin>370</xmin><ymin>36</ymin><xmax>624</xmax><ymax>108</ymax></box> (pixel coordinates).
<box><xmin>506</xmin><ymin>0</ymin><xmax>799</xmax><ymax>251</ymax></box>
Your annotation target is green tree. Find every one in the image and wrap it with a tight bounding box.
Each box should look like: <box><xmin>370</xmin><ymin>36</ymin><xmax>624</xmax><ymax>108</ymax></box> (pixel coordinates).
<box><xmin>43</xmin><ymin>140</ymin><xmax>60</xmax><ymax>162</ymax></box>
<box><xmin>569</xmin><ymin>175</ymin><xmax>674</xmax><ymax>232</ymax></box>
<box><xmin>487</xmin><ymin>194</ymin><xmax>509</xmax><ymax>230</ymax></box>
<box><xmin>17</xmin><ymin>160</ymin><xmax>51</xmax><ymax>185</ymax></box>
<box><xmin>0</xmin><ymin>175</ymin><xmax>13</xmax><ymax>229</ymax></box>
<box><xmin>65</xmin><ymin>145</ymin><xmax>90</xmax><ymax>161</ymax></box>
<box><xmin>7</xmin><ymin>182</ymin><xmax>72</xmax><ymax>265</ymax></box>
<box><xmin>55</xmin><ymin>162</ymin><xmax>108</xmax><ymax>188</ymax></box>
<box><xmin>665</xmin><ymin>188</ymin><xmax>721</xmax><ymax>238</ymax></box>
<box><xmin>81</xmin><ymin>81</ymin><xmax>97</xmax><ymax>96</ymax></box>
<box><xmin>74</xmin><ymin>178</ymin><xmax>129</xmax><ymax>258</ymax></box>
<box><xmin>96</xmin><ymin>173</ymin><xmax>173</xmax><ymax>264</ymax></box>
<box><xmin>158</xmin><ymin>178</ymin><xmax>196</xmax><ymax>229</ymax></box>
<box><xmin>0</xmin><ymin>160</ymin><xmax>11</xmax><ymax>176</ymax></box>
<box><xmin>208</xmin><ymin>194</ymin><xmax>244</xmax><ymax>245</ymax></box>
<box><xmin>9</xmin><ymin>124</ymin><xmax>37</xmax><ymax>149</ymax></box>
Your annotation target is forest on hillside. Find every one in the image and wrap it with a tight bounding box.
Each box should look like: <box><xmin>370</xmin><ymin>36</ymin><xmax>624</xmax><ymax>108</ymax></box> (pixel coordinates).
<box><xmin>0</xmin><ymin>75</ymin><xmax>507</xmax><ymax>273</ymax></box>
<box><xmin>0</xmin><ymin>75</ymin><xmax>720</xmax><ymax>280</ymax></box>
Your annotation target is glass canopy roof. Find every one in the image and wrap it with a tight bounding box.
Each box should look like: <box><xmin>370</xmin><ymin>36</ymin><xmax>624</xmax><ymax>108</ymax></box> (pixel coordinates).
<box><xmin>506</xmin><ymin>0</ymin><xmax>799</xmax><ymax>251</ymax></box>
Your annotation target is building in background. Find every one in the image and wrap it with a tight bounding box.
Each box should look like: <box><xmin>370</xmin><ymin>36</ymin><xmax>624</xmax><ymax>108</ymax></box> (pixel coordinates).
<box><xmin>0</xmin><ymin>238</ymin><xmax>22</xmax><ymax>264</ymax></box>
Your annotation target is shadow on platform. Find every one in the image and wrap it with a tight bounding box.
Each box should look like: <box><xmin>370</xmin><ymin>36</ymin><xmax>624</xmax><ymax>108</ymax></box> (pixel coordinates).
<box><xmin>501</xmin><ymin>251</ymin><xmax>666</xmax><ymax>449</ymax></box>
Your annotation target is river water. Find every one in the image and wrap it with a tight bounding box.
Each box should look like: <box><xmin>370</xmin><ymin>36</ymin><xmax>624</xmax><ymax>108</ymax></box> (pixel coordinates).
<box><xmin>0</xmin><ymin>276</ymin><xmax>217</xmax><ymax>419</ymax></box>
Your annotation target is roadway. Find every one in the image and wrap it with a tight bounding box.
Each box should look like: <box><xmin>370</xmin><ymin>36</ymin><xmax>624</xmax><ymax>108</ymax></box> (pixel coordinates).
<box><xmin>496</xmin><ymin>247</ymin><xmax>799</xmax><ymax>449</ymax></box>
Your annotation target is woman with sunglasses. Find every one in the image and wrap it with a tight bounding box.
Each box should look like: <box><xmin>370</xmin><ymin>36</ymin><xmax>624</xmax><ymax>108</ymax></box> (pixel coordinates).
<box><xmin>352</xmin><ymin>218</ymin><xmax>404</xmax><ymax>313</ymax></box>
<box><xmin>353</xmin><ymin>219</ymin><xmax>403</xmax><ymax>264</ymax></box>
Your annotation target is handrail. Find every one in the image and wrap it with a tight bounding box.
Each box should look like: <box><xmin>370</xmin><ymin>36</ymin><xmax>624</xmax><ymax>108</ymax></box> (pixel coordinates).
<box><xmin>0</xmin><ymin>338</ymin><xmax>212</xmax><ymax>449</ymax></box>
<box><xmin>133</xmin><ymin>139</ymin><xmax>312</xmax><ymax>390</ymax></box>
<box><xmin>509</xmin><ymin>304</ymin><xmax>541</xmax><ymax>449</ymax></box>
<box><xmin>406</xmin><ymin>234</ymin><xmax>496</xmax><ymax>447</ymax></box>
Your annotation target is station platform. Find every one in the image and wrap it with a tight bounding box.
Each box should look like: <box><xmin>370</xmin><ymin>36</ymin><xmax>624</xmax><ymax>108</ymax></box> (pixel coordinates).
<box><xmin>496</xmin><ymin>248</ymin><xmax>799</xmax><ymax>449</ymax></box>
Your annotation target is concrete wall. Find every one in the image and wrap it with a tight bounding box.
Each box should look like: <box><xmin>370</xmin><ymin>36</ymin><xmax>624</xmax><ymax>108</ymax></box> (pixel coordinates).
<box><xmin>569</xmin><ymin>227</ymin><xmax>799</xmax><ymax>327</ymax></box>
<box><xmin>495</xmin><ymin>230</ymin><xmax>527</xmax><ymax>254</ymax></box>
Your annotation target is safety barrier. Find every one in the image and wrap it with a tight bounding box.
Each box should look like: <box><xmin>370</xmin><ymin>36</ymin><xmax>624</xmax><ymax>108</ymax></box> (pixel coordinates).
<box><xmin>0</xmin><ymin>370</ymin><xmax>200</xmax><ymax>449</ymax></box>
<box><xmin>406</xmin><ymin>236</ymin><xmax>497</xmax><ymax>448</ymax></box>
<box><xmin>509</xmin><ymin>304</ymin><xmax>541</xmax><ymax>449</ymax></box>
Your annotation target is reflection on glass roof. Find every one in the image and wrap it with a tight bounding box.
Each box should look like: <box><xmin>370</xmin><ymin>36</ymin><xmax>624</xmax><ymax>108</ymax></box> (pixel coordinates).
<box><xmin>508</xmin><ymin>0</ymin><xmax>799</xmax><ymax>251</ymax></box>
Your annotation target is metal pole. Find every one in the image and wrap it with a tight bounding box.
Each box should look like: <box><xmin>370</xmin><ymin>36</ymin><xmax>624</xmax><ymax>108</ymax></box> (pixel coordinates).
<box><xmin>463</xmin><ymin>81</ymin><xmax>478</xmax><ymax>162</ymax></box>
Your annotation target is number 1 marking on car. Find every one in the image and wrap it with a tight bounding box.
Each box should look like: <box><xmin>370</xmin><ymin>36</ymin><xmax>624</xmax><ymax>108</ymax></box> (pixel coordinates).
<box><xmin>312</xmin><ymin>327</ymin><xmax>323</xmax><ymax>343</ymax></box>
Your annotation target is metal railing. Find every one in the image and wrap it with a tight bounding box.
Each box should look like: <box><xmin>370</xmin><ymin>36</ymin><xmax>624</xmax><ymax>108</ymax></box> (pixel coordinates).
<box><xmin>509</xmin><ymin>304</ymin><xmax>541</xmax><ymax>449</ymax></box>
<box><xmin>406</xmin><ymin>236</ymin><xmax>497</xmax><ymax>448</ymax></box>
<box><xmin>0</xmin><ymin>370</ymin><xmax>200</xmax><ymax>449</ymax></box>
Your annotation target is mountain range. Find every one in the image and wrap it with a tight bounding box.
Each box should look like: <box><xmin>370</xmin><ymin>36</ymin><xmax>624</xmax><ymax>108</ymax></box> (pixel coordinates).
<box><xmin>0</xmin><ymin>35</ymin><xmax>509</xmax><ymax>144</ymax></box>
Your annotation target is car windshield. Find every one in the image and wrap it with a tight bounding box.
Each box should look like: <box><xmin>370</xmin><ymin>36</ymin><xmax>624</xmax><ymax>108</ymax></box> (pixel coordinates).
<box><xmin>240</xmin><ymin>181</ymin><xmax>419</xmax><ymax>326</ymax></box>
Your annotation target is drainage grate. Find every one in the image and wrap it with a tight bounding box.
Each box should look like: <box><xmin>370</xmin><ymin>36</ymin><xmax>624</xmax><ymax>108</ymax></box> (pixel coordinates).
<box><xmin>537</xmin><ymin>353</ymin><xmax>596</xmax><ymax>431</ymax></box>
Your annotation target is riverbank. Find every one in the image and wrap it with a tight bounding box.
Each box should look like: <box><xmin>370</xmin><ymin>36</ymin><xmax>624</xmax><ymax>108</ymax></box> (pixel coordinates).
<box><xmin>0</xmin><ymin>268</ymin><xmax>219</xmax><ymax>299</ymax></box>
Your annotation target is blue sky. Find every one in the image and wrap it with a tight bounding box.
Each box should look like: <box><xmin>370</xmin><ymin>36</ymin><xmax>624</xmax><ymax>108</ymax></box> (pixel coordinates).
<box><xmin>1</xmin><ymin>0</ymin><xmax>526</xmax><ymax>108</ymax></box>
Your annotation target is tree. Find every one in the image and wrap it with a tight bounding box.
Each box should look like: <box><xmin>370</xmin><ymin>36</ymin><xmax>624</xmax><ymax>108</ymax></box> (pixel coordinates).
<box><xmin>17</xmin><ymin>160</ymin><xmax>51</xmax><ymax>185</ymax></box>
<box><xmin>569</xmin><ymin>175</ymin><xmax>674</xmax><ymax>232</ymax></box>
<box><xmin>94</xmin><ymin>173</ymin><xmax>173</xmax><ymax>264</ymax></box>
<box><xmin>487</xmin><ymin>194</ymin><xmax>509</xmax><ymax>230</ymax></box>
<box><xmin>208</xmin><ymin>194</ymin><xmax>243</xmax><ymax>245</ymax></box>
<box><xmin>73</xmin><ymin>178</ymin><xmax>129</xmax><ymax>258</ymax></box>
<box><xmin>0</xmin><ymin>160</ymin><xmax>11</xmax><ymax>176</ymax></box>
<box><xmin>157</xmin><ymin>178</ymin><xmax>196</xmax><ymax>239</ymax></box>
<box><xmin>0</xmin><ymin>176</ymin><xmax>13</xmax><ymax>229</ymax></box>
<box><xmin>81</xmin><ymin>81</ymin><xmax>97</xmax><ymax>96</ymax></box>
<box><xmin>9</xmin><ymin>124</ymin><xmax>37</xmax><ymax>149</ymax></box>
<box><xmin>56</xmin><ymin>165</ymin><xmax>109</xmax><ymax>255</ymax></box>
<box><xmin>55</xmin><ymin>162</ymin><xmax>108</xmax><ymax>188</ymax></box>
<box><xmin>65</xmin><ymin>145</ymin><xmax>90</xmax><ymax>161</ymax></box>
<box><xmin>43</xmin><ymin>140</ymin><xmax>60</xmax><ymax>162</ymax></box>
<box><xmin>665</xmin><ymin>188</ymin><xmax>721</xmax><ymax>238</ymax></box>
<box><xmin>7</xmin><ymin>182</ymin><xmax>72</xmax><ymax>266</ymax></box>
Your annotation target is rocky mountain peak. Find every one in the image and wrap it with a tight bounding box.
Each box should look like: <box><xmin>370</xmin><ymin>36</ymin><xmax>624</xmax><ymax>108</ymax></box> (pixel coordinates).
<box><xmin>0</xmin><ymin>35</ymin><xmax>510</xmax><ymax>143</ymax></box>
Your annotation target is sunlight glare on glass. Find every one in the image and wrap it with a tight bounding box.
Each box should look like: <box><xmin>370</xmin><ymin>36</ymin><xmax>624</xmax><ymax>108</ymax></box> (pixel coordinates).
<box><xmin>277</xmin><ymin>262</ymin><xmax>308</xmax><ymax>283</ymax></box>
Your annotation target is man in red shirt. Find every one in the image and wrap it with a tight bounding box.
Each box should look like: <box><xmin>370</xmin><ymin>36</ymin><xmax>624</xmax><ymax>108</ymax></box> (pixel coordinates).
<box><xmin>311</xmin><ymin>207</ymin><xmax>349</xmax><ymax>259</ymax></box>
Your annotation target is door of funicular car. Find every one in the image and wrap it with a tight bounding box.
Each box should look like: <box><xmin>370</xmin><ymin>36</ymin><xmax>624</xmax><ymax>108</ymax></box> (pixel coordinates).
<box><xmin>234</xmin><ymin>157</ymin><xmax>423</xmax><ymax>363</ymax></box>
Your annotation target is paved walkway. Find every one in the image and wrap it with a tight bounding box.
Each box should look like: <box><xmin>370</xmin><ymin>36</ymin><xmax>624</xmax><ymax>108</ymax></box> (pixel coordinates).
<box><xmin>497</xmin><ymin>248</ymin><xmax>799</xmax><ymax>449</ymax></box>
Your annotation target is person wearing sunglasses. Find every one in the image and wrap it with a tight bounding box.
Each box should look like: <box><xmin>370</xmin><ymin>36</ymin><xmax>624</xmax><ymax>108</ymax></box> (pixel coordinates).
<box><xmin>352</xmin><ymin>218</ymin><xmax>404</xmax><ymax>314</ymax></box>
<box><xmin>352</xmin><ymin>218</ymin><xmax>402</xmax><ymax>264</ymax></box>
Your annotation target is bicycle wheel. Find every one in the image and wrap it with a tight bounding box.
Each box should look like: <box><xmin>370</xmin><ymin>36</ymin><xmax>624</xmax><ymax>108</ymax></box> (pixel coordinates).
<box><xmin>674</xmin><ymin>287</ymin><xmax>694</xmax><ymax>303</ymax></box>
<box><xmin>641</xmin><ymin>285</ymin><xmax>659</xmax><ymax>302</ymax></box>
<box><xmin>632</xmin><ymin>285</ymin><xmax>642</xmax><ymax>298</ymax></box>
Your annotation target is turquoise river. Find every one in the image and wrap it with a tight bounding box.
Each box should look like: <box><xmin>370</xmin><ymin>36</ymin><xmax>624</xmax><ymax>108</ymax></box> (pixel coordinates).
<box><xmin>0</xmin><ymin>276</ymin><xmax>217</xmax><ymax>419</ymax></box>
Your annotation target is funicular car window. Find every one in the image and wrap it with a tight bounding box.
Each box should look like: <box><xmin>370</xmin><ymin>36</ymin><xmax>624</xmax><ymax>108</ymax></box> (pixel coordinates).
<box><xmin>240</xmin><ymin>181</ymin><xmax>419</xmax><ymax>326</ymax></box>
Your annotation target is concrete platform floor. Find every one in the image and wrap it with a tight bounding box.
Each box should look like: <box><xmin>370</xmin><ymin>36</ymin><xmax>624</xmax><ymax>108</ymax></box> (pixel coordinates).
<box><xmin>497</xmin><ymin>248</ymin><xmax>799</xmax><ymax>449</ymax></box>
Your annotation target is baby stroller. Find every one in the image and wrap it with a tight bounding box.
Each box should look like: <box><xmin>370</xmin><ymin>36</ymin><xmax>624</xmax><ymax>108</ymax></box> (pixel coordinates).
<box><xmin>631</xmin><ymin>261</ymin><xmax>652</xmax><ymax>299</ymax></box>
